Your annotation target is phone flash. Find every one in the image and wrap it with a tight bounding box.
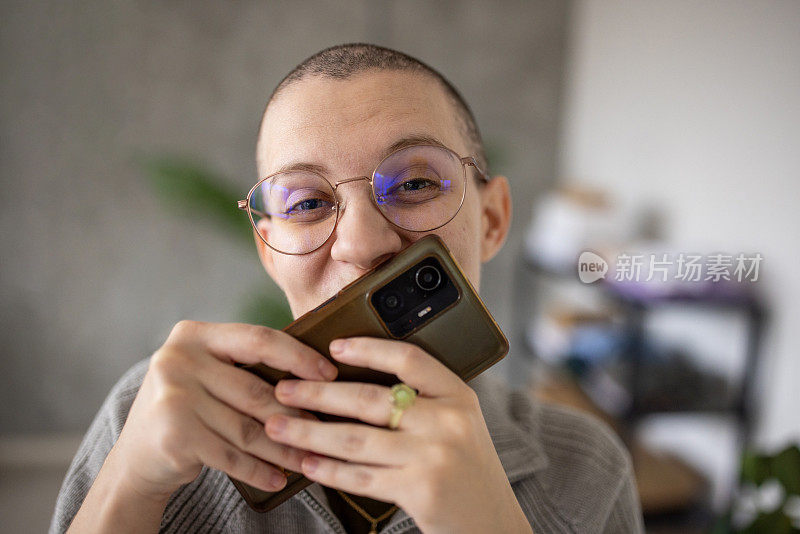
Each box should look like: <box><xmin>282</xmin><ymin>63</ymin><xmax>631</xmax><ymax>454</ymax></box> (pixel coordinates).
<box><xmin>417</xmin><ymin>306</ymin><xmax>432</xmax><ymax>318</ymax></box>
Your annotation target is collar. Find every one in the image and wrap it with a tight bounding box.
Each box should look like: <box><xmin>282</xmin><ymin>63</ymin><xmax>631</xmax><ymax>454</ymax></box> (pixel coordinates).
<box><xmin>297</xmin><ymin>371</ymin><xmax>549</xmax><ymax>533</ymax></box>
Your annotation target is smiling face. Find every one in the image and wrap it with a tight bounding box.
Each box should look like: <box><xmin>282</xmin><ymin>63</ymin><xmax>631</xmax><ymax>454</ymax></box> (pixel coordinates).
<box><xmin>255</xmin><ymin>70</ymin><xmax>511</xmax><ymax>319</ymax></box>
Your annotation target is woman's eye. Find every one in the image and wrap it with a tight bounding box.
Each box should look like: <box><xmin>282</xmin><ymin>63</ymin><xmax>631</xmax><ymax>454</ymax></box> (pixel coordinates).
<box><xmin>292</xmin><ymin>198</ymin><xmax>324</xmax><ymax>211</ymax></box>
<box><xmin>402</xmin><ymin>179</ymin><xmax>434</xmax><ymax>191</ymax></box>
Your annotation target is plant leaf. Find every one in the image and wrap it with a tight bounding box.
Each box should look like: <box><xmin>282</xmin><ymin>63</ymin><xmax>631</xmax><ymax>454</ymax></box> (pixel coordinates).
<box><xmin>740</xmin><ymin>508</ymin><xmax>793</xmax><ymax>534</ymax></box>
<box><xmin>773</xmin><ymin>445</ymin><xmax>800</xmax><ymax>496</ymax></box>
<box><xmin>139</xmin><ymin>154</ymin><xmax>254</xmax><ymax>245</ymax></box>
<box><xmin>742</xmin><ymin>450</ymin><xmax>772</xmax><ymax>486</ymax></box>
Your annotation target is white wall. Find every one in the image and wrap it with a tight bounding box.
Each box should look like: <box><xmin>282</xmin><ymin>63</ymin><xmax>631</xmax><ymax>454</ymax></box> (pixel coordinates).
<box><xmin>560</xmin><ymin>0</ymin><xmax>800</xmax><ymax>447</ymax></box>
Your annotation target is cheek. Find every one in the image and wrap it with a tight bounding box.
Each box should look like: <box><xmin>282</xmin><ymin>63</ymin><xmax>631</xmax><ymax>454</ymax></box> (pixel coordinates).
<box><xmin>433</xmin><ymin>210</ymin><xmax>482</xmax><ymax>286</ymax></box>
<box><xmin>272</xmin><ymin>255</ymin><xmax>328</xmax><ymax>306</ymax></box>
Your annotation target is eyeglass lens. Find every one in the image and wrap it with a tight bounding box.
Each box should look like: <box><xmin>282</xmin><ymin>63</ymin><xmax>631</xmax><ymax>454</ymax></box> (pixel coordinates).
<box><xmin>249</xmin><ymin>145</ymin><xmax>465</xmax><ymax>254</ymax></box>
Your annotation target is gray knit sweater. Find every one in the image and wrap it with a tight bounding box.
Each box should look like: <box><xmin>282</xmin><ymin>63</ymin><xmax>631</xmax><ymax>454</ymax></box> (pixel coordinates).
<box><xmin>49</xmin><ymin>358</ymin><xmax>644</xmax><ymax>533</ymax></box>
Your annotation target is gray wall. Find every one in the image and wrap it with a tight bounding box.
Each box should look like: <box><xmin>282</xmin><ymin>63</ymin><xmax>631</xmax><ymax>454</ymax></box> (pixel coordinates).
<box><xmin>0</xmin><ymin>1</ymin><xmax>569</xmax><ymax>433</ymax></box>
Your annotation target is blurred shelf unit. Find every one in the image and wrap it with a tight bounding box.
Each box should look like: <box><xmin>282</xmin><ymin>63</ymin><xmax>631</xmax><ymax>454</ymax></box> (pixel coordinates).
<box><xmin>513</xmin><ymin>250</ymin><xmax>767</xmax><ymax>445</ymax></box>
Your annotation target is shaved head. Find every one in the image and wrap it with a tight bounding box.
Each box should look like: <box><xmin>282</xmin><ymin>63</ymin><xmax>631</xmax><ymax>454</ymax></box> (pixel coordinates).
<box><xmin>256</xmin><ymin>43</ymin><xmax>488</xmax><ymax>177</ymax></box>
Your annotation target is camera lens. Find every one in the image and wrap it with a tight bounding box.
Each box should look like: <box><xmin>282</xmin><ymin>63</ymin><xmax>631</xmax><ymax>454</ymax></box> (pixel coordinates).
<box><xmin>415</xmin><ymin>265</ymin><xmax>441</xmax><ymax>291</ymax></box>
<box><xmin>382</xmin><ymin>292</ymin><xmax>402</xmax><ymax>310</ymax></box>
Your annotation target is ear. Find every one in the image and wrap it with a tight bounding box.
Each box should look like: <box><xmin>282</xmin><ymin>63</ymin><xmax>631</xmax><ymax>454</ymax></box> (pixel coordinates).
<box><xmin>479</xmin><ymin>175</ymin><xmax>512</xmax><ymax>262</ymax></box>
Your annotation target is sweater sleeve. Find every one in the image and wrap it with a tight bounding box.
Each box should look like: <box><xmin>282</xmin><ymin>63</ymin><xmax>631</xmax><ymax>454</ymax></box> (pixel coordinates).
<box><xmin>600</xmin><ymin>463</ymin><xmax>645</xmax><ymax>534</ymax></box>
<box><xmin>526</xmin><ymin>401</ymin><xmax>646</xmax><ymax>533</ymax></box>
<box><xmin>48</xmin><ymin>358</ymin><xmax>151</xmax><ymax>534</ymax></box>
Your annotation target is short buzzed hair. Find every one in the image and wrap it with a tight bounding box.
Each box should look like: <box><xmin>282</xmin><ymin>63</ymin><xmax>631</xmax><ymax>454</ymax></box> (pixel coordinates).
<box><xmin>257</xmin><ymin>43</ymin><xmax>489</xmax><ymax>175</ymax></box>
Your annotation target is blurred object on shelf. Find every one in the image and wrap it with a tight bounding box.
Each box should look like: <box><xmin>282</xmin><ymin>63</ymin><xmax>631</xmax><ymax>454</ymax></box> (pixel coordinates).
<box><xmin>527</xmin><ymin>306</ymin><xmax>616</xmax><ymax>365</ymax></box>
<box><xmin>631</xmin><ymin>347</ymin><xmax>733</xmax><ymax>414</ymax></box>
<box><xmin>631</xmin><ymin>441</ymin><xmax>709</xmax><ymax>516</ymax></box>
<box><xmin>532</xmin><ymin>366</ymin><xmax>620</xmax><ymax>433</ymax></box>
<box><xmin>528</xmin><ymin>302</ymin><xmax>739</xmax><ymax>419</ymax></box>
<box><xmin>523</xmin><ymin>184</ymin><xmax>624</xmax><ymax>272</ymax></box>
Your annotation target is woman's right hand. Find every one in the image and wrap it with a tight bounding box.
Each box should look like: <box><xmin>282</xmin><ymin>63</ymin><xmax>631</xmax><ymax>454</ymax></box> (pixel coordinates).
<box><xmin>108</xmin><ymin>320</ymin><xmax>339</xmax><ymax>500</ymax></box>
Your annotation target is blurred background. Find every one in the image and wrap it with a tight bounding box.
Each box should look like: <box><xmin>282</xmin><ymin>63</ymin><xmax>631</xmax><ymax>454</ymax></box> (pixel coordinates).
<box><xmin>1</xmin><ymin>1</ymin><xmax>798</xmax><ymax>532</ymax></box>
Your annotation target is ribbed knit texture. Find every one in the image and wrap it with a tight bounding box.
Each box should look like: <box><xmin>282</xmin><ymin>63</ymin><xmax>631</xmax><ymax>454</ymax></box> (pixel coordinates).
<box><xmin>49</xmin><ymin>358</ymin><xmax>644</xmax><ymax>533</ymax></box>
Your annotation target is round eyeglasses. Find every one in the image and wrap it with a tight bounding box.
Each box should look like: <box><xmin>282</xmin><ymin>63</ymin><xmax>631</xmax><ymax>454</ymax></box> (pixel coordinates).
<box><xmin>238</xmin><ymin>143</ymin><xmax>490</xmax><ymax>255</ymax></box>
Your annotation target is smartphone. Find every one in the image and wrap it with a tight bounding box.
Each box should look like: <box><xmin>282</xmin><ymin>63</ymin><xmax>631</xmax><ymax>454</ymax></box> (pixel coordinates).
<box><xmin>231</xmin><ymin>234</ymin><xmax>509</xmax><ymax>512</ymax></box>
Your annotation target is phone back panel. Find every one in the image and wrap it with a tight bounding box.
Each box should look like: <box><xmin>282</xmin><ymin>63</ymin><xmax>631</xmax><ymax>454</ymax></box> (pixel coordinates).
<box><xmin>232</xmin><ymin>234</ymin><xmax>508</xmax><ymax>512</ymax></box>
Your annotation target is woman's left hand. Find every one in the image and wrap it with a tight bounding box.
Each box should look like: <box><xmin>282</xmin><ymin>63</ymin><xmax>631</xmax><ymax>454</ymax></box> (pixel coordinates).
<box><xmin>265</xmin><ymin>336</ymin><xmax>533</xmax><ymax>534</ymax></box>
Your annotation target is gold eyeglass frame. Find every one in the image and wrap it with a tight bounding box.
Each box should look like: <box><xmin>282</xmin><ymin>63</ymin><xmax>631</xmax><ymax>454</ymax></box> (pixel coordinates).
<box><xmin>237</xmin><ymin>143</ymin><xmax>491</xmax><ymax>256</ymax></box>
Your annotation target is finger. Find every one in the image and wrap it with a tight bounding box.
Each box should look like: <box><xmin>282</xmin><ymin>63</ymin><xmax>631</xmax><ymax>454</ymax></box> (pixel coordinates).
<box><xmin>193</xmin><ymin>420</ymin><xmax>288</xmax><ymax>493</ymax></box>
<box><xmin>171</xmin><ymin>320</ymin><xmax>338</xmax><ymax>381</ymax></box>
<box><xmin>274</xmin><ymin>379</ymin><xmax>428</xmax><ymax>431</ymax></box>
<box><xmin>300</xmin><ymin>452</ymin><xmax>398</xmax><ymax>503</ymax></box>
<box><xmin>329</xmin><ymin>337</ymin><xmax>463</xmax><ymax>397</ymax></box>
<box><xmin>265</xmin><ymin>414</ymin><xmax>414</xmax><ymax>466</ymax></box>
<box><xmin>192</xmin><ymin>388</ymin><xmax>310</xmax><ymax>474</ymax></box>
<box><xmin>195</xmin><ymin>355</ymin><xmax>287</xmax><ymax>423</ymax></box>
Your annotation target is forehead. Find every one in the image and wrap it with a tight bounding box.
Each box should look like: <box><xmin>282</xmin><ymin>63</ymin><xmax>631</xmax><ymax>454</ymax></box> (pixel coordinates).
<box><xmin>257</xmin><ymin>70</ymin><xmax>465</xmax><ymax>176</ymax></box>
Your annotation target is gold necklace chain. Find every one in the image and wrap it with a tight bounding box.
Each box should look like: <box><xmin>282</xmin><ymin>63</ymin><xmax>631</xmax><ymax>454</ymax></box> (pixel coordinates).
<box><xmin>335</xmin><ymin>489</ymin><xmax>398</xmax><ymax>534</ymax></box>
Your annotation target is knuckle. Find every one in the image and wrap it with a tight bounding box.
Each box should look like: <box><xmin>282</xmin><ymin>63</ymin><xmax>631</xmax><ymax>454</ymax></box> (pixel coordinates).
<box><xmin>356</xmin><ymin>383</ymin><xmax>383</xmax><ymax>406</ymax></box>
<box><xmin>170</xmin><ymin>319</ymin><xmax>198</xmax><ymax>340</ymax></box>
<box><xmin>425</xmin><ymin>442</ymin><xmax>451</xmax><ymax>467</ymax></box>
<box><xmin>398</xmin><ymin>347</ymin><xmax>420</xmax><ymax>374</ymax></box>
<box><xmin>239</xmin><ymin>417</ymin><xmax>264</xmax><ymax>448</ymax></box>
<box><xmin>245</xmin><ymin>376</ymin><xmax>274</xmax><ymax>408</ymax></box>
<box><xmin>352</xmin><ymin>467</ymin><xmax>374</xmax><ymax>489</ymax></box>
<box><xmin>249</xmin><ymin>324</ymin><xmax>276</xmax><ymax>346</ymax></box>
<box><xmin>149</xmin><ymin>348</ymin><xmax>174</xmax><ymax>375</ymax></box>
<box><xmin>276</xmin><ymin>444</ymin><xmax>301</xmax><ymax>470</ymax></box>
<box><xmin>150</xmin><ymin>346</ymin><xmax>191</xmax><ymax>381</ymax></box>
<box><xmin>341</xmin><ymin>431</ymin><xmax>366</xmax><ymax>454</ymax></box>
<box><xmin>156</xmin><ymin>423</ymin><xmax>188</xmax><ymax>467</ymax></box>
<box><xmin>223</xmin><ymin>445</ymin><xmax>240</xmax><ymax>473</ymax></box>
<box><xmin>154</xmin><ymin>385</ymin><xmax>191</xmax><ymax>415</ymax></box>
<box><xmin>439</xmin><ymin>405</ymin><xmax>467</xmax><ymax>428</ymax></box>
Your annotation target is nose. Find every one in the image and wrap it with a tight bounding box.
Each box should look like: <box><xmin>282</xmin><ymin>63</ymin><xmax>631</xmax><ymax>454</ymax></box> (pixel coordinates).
<box><xmin>329</xmin><ymin>180</ymin><xmax>403</xmax><ymax>270</ymax></box>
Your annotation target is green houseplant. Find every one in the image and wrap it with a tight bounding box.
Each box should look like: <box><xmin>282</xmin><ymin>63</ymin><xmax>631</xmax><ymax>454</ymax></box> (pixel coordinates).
<box><xmin>140</xmin><ymin>154</ymin><xmax>293</xmax><ymax>329</ymax></box>
<box><xmin>711</xmin><ymin>443</ymin><xmax>800</xmax><ymax>533</ymax></box>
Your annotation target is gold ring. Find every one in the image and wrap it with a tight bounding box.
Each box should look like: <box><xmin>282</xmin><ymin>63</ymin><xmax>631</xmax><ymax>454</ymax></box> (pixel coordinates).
<box><xmin>388</xmin><ymin>383</ymin><xmax>417</xmax><ymax>429</ymax></box>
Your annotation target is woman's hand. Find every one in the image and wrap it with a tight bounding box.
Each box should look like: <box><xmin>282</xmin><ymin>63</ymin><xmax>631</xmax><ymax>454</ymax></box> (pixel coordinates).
<box><xmin>266</xmin><ymin>337</ymin><xmax>532</xmax><ymax>534</ymax></box>
<box><xmin>110</xmin><ymin>320</ymin><xmax>338</xmax><ymax>500</ymax></box>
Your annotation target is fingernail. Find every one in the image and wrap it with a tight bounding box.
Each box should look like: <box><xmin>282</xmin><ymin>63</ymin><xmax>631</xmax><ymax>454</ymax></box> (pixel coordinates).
<box><xmin>270</xmin><ymin>472</ymin><xmax>286</xmax><ymax>489</ymax></box>
<box><xmin>318</xmin><ymin>359</ymin><xmax>338</xmax><ymax>381</ymax></box>
<box><xmin>303</xmin><ymin>455</ymin><xmax>320</xmax><ymax>475</ymax></box>
<box><xmin>278</xmin><ymin>380</ymin><xmax>298</xmax><ymax>395</ymax></box>
<box><xmin>268</xmin><ymin>415</ymin><xmax>287</xmax><ymax>434</ymax></box>
<box><xmin>329</xmin><ymin>339</ymin><xmax>348</xmax><ymax>354</ymax></box>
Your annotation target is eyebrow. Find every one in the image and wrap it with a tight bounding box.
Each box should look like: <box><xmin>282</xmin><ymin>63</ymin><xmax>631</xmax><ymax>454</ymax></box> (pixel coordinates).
<box><xmin>273</xmin><ymin>134</ymin><xmax>449</xmax><ymax>176</ymax></box>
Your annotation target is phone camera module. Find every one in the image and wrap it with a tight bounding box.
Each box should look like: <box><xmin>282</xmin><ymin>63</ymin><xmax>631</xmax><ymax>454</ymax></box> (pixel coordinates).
<box><xmin>415</xmin><ymin>265</ymin><xmax>442</xmax><ymax>291</ymax></box>
<box><xmin>370</xmin><ymin>255</ymin><xmax>458</xmax><ymax>338</ymax></box>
